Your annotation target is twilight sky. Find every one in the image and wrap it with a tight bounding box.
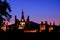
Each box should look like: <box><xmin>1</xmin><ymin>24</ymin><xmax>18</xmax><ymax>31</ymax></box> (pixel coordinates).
<box><xmin>4</xmin><ymin>0</ymin><xmax>60</xmax><ymax>25</ymax></box>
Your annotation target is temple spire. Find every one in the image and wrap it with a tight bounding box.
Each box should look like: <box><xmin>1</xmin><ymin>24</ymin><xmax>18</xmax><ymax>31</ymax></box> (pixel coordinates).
<box><xmin>27</xmin><ymin>16</ymin><xmax>29</xmax><ymax>22</ymax></box>
<box><xmin>21</xmin><ymin>10</ymin><xmax>24</xmax><ymax>19</ymax></box>
<box><xmin>50</xmin><ymin>22</ymin><xmax>52</xmax><ymax>26</ymax></box>
<box><xmin>18</xmin><ymin>10</ymin><xmax>25</xmax><ymax>29</ymax></box>
<box><xmin>53</xmin><ymin>21</ymin><xmax>55</xmax><ymax>26</ymax></box>
<box><xmin>26</xmin><ymin>16</ymin><xmax>30</xmax><ymax>25</ymax></box>
<box><xmin>20</xmin><ymin>10</ymin><xmax>25</xmax><ymax>22</ymax></box>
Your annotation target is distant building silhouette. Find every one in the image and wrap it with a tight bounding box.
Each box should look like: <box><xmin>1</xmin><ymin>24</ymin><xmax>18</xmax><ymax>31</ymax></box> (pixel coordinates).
<box><xmin>45</xmin><ymin>21</ymin><xmax>49</xmax><ymax>32</ymax></box>
<box><xmin>18</xmin><ymin>10</ymin><xmax>25</xmax><ymax>29</ymax></box>
<box><xmin>53</xmin><ymin>22</ymin><xmax>55</xmax><ymax>27</ymax></box>
<box><xmin>53</xmin><ymin>22</ymin><xmax>56</xmax><ymax>32</ymax></box>
<box><xmin>52</xmin><ymin>22</ymin><xmax>59</xmax><ymax>32</ymax></box>
<box><xmin>25</xmin><ymin>16</ymin><xmax>30</xmax><ymax>29</ymax></box>
<box><xmin>40</xmin><ymin>21</ymin><xmax>48</xmax><ymax>32</ymax></box>
<box><xmin>48</xmin><ymin>22</ymin><xmax>53</xmax><ymax>32</ymax></box>
<box><xmin>1</xmin><ymin>10</ymin><xmax>60</xmax><ymax>32</ymax></box>
<box><xmin>15</xmin><ymin>15</ymin><xmax>19</xmax><ymax>29</ymax></box>
<box><xmin>6</xmin><ymin>22</ymin><xmax>9</xmax><ymax>29</ymax></box>
<box><xmin>59</xmin><ymin>24</ymin><xmax>60</xmax><ymax>32</ymax></box>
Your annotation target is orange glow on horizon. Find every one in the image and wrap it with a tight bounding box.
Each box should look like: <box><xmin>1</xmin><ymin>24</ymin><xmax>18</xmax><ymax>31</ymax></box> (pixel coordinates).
<box><xmin>5</xmin><ymin>18</ymin><xmax>60</xmax><ymax>26</ymax></box>
<box><xmin>31</xmin><ymin>18</ymin><xmax>60</xmax><ymax>25</ymax></box>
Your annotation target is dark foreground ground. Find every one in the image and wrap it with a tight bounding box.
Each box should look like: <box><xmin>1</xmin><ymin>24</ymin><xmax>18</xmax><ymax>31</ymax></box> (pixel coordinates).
<box><xmin>0</xmin><ymin>29</ymin><xmax>60</xmax><ymax>40</ymax></box>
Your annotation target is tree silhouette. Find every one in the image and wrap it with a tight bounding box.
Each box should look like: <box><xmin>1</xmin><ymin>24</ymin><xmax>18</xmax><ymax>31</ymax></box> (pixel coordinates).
<box><xmin>0</xmin><ymin>0</ymin><xmax>12</xmax><ymax>28</ymax></box>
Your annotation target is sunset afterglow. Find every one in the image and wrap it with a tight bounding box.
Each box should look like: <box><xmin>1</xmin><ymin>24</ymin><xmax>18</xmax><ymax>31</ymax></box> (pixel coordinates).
<box><xmin>5</xmin><ymin>0</ymin><xmax>60</xmax><ymax>25</ymax></box>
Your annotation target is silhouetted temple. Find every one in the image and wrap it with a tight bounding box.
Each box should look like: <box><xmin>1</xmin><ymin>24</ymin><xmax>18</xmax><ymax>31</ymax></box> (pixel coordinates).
<box><xmin>0</xmin><ymin>10</ymin><xmax>60</xmax><ymax>32</ymax></box>
<box><xmin>18</xmin><ymin>10</ymin><xmax>25</xmax><ymax>29</ymax></box>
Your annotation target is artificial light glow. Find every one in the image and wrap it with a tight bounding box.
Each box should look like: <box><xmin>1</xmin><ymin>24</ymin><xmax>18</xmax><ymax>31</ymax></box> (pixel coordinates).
<box><xmin>40</xmin><ymin>25</ymin><xmax>46</xmax><ymax>32</ymax></box>
<box><xmin>24</xmin><ymin>30</ymin><xmax>37</xmax><ymax>32</ymax></box>
<box><xmin>21</xmin><ymin>22</ymin><xmax>25</xmax><ymax>25</ymax></box>
<box><xmin>18</xmin><ymin>26</ymin><xmax>24</xmax><ymax>29</ymax></box>
<box><xmin>20</xmin><ymin>22</ymin><xmax>25</xmax><ymax>26</ymax></box>
<box><xmin>49</xmin><ymin>27</ymin><xmax>53</xmax><ymax>32</ymax></box>
<box><xmin>1</xmin><ymin>25</ymin><xmax>6</xmax><ymax>32</ymax></box>
<box><xmin>22</xmin><ymin>19</ymin><xmax>24</xmax><ymax>21</ymax></box>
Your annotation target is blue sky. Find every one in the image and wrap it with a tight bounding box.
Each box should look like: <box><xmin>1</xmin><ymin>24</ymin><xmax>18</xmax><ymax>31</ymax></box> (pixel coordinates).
<box><xmin>4</xmin><ymin>0</ymin><xmax>60</xmax><ymax>25</ymax></box>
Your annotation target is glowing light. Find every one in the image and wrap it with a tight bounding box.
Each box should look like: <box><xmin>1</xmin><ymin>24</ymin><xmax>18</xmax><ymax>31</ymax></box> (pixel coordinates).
<box><xmin>1</xmin><ymin>25</ymin><xmax>6</xmax><ymax>32</ymax></box>
<box><xmin>24</xmin><ymin>30</ymin><xmax>37</xmax><ymax>32</ymax></box>
<box><xmin>18</xmin><ymin>25</ymin><xmax>24</xmax><ymax>29</ymax></box>
<box><xmin>18</xmin><ymin>22</ymin><xmax>25</xmax><ymax>29</ymax></box>
<box><xmin>20</xmin><ymin>22</ymin><xmax>25</xmax><ymax>26</ymax></box>
<box><xmin>40</xmin><ymin>25</ymin><xmax>46</xmax><ymax>32</ymax></box>
<box><xmin>49</xmin><ymin>27</ymin><xmax>53</xmax><ymax>32</ymax></box>
<box><xmin>22</xmin><ymin>19</ymin><xmax>24</xmax><ymax>21</ymax></box>
<box><xmin>21</xmin><ymin>22</ymin><xmax>25</xmax><ymax>25</ymax></box>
